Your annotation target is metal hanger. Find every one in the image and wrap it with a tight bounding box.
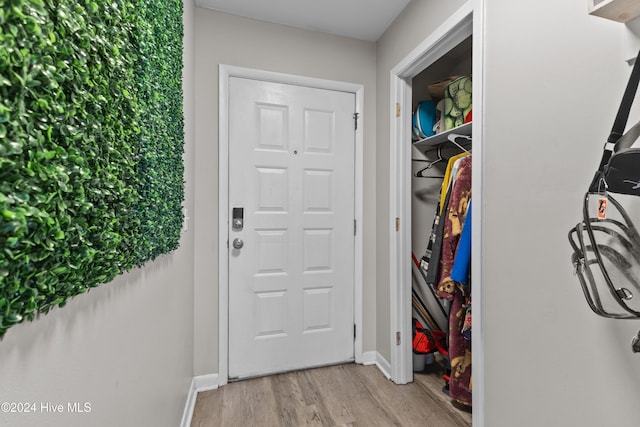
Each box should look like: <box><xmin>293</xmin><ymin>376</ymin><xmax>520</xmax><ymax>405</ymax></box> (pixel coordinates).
<box><xmin>447</xmin><ymin>133</ymin><xmax>472</xmax><ymax>154</ymax></box>
<box><xmin>413</xmin><ymin>134</ymin><xmax>472</xmax><ymax>178</ymax></box>
<box><xmin>414</xmin><ymin>144</ymin><xmax>445</xmax><ymax>178</ymax></box>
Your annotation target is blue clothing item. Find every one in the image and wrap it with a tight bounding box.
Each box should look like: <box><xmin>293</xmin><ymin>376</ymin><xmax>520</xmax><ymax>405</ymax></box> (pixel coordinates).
<box><xmin>451</xmin><ymin>200</ymin><xmax>471</xmax><ymax>286</ymax></box>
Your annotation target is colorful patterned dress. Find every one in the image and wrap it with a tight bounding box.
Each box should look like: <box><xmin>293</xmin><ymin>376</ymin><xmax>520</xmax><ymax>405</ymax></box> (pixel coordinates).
<box><xmin>436</xmin><ymin>155</ymin><xmax>472</xmax><ymax>407</ymax></box>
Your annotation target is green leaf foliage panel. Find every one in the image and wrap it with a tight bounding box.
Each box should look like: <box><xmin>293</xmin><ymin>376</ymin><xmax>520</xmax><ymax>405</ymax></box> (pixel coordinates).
<box><xmin>0</xmin><ymin>0</ymin><xmax>184</xmax><ymax>335</ymax></box>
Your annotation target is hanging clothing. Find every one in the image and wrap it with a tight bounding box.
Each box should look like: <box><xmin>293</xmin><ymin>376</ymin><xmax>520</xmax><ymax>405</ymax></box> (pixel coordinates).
<box><xmin>436</xmin><ymin>155</ymin><xmax>471</xmax><ymax>300</ymax></box>
<box><xmin>420</xmin><ymin>152</ymin><xmax>464</xmax><ymax>273</ymax></box>
<box><xmin>436</xmin><ymin>155</ymin><xmax>472</xmax><ymax>408</ymax></box>
<box><xmin>452</xmin><ymin>200</ymin><xmax>472</xmax><ymax>343</ymax></box>
<box><xmin>439</xmin><ymin>152</ymin><xmax>469</xmax><ymax>213</ymax></box>
<box><xmin>424</xmin><ymin>188</ymin><xmax>451</xmax><ymax>286</ymax></box>
<box><xmin>422</xmin><ymin>152</ymin><xmax>469</xmax><ymax>284</ymax></box>
<box><xmin>451</xmin><ymin>200</ymin><xmax>472</xmax><ymax>288</ymax></box>
<box><xmin>448</xmin><ymin>289</ymin><xmax>472</xmax><ymax>406</ymax></box>
<box><xmin>418</xmin><ymin>149</ymin><xmax>472</xmax><ymax>407</ymax></box>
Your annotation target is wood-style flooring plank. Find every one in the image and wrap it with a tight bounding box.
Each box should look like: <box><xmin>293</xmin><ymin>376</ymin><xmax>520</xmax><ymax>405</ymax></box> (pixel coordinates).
<box><xmin>190</xmin><ymin>363</ymin><xmax>472</xmax><ymax>427</ymax></box>
<box><xmin>190</xmin><ymin>386</ymin><xmax>224</xmax><ymax>427</ymax></box>
<box><xmin>270</xmin><ymin>370</ymin><xmax>307</xmax><ymax>427</ymax></box>
<box><xmin>294</xmin><ymin>370</ymin><xmax>339</xmax><ymax>426</ymax></box>
<box><xmin>238</xmin><ymin>376</ymin><xmax>280</xmax><ymax>426</ymax></box>
<box><xmin>314</xmin><ymin>364</ymin><xmax>403</xmax><ymax>427</ymax></box>
<box><xmin>360</xmin><ymin>364</ymin><xmax>468</xmax><ymax>427</ymax></box>
<box><xmin>413</xmin><ymin>357</ymin><xmax>472</xmax><ymax>426</ymax></box>
<box><xmin>300</xmin><ymin>366</ymin><xmax>356</xmax><ymax>426</ymax></box>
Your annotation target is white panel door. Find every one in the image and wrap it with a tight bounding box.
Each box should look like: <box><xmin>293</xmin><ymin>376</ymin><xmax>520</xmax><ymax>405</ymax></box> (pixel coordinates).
<box><xmin>228</xmin><ymin>77</ymin><xmax>355</xmax><ymax>379</ymax></box>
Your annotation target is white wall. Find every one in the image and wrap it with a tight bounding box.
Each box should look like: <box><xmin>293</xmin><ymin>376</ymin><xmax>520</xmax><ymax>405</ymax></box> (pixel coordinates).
<box><xmin>0</xmin><ymin>1</ymin><xmax>196</xmax><ymax>426</ymax></box>
<box><xmin>193</xmin><ymin>9</ymin><xmax>378</xmax><ymax>375</ymax></box>
<box><xmin>482</xmin><ymin>1</ymin><xmax>640</xmax><ymax>426</ymax></box>
<box><xmin>379</xmin><ymin>0</ymin><xmax>640</xmax><ymax>425</ymax></box>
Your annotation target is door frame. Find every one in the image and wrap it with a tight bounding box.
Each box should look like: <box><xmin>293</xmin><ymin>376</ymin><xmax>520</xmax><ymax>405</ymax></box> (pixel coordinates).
<box><xmin>218</xmin><ymin>65</ymin><xmax>365</xmax><ymax>386</ymax></box>
<box><xmin>388</xmin><ymin>1</ymin><xmax>484</xmax><ymax>425</ymax></box>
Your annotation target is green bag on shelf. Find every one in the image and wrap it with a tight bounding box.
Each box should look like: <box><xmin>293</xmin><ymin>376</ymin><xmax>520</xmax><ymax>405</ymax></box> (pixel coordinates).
<box><xmin>443</xmin><ymin>76</ymin><xmax>472</xmax><ymax>131</ymax></box>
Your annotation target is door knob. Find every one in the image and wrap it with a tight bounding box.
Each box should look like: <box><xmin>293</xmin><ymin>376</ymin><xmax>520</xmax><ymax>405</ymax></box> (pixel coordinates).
<box><xmin>232</xmin><ymin>238</ymin><xmax>244</xmax><ymax>249</ymax></box>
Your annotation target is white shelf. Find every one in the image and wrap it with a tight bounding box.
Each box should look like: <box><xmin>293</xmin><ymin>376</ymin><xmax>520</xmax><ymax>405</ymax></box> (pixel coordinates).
<box><xmin>412</xmin><ymin>122</ymin><xmax>472</xmax><ymax>150</ymax></box>
<box><xmin>589</xmin><ymin>0</ymin><xmax>640</xmax><ymax>23</ymax></box>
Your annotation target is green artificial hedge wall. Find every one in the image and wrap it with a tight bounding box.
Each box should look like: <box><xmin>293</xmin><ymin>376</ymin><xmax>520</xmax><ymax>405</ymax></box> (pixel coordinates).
<box><xmin>0</xmin><ymin>0</ymin><xmax>184</xmax><ymax>336</ymax></box>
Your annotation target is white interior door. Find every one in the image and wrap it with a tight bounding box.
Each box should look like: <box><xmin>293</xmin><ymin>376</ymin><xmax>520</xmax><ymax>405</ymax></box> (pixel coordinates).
<box><xmin>228</xmin><ymin>77</ymin><xmax>356</xmax><ymax>379</ymax></box>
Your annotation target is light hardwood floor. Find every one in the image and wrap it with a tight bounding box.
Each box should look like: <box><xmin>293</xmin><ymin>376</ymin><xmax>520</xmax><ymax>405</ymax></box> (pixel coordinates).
<box><xmin>190</xmin><ymin>360</ymin><xmax>472</xmax><ymax>426</ymax></box>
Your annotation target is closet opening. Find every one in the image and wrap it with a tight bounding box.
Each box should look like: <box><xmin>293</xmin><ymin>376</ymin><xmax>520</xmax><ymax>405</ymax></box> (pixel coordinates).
<box><xmin>388</xmin><ymin>2</ymin><xmax>484</xmax><ymax>425</ymax></box>
<box><xmin>411</xmin><ymin>34</ymin><xmax>472</xmax><ymax>421</ymax></box>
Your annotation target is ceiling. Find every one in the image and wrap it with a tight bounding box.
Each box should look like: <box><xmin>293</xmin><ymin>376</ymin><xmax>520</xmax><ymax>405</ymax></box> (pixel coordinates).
<box><xmin>194</xmin><ymin>0</ymin><xmax>411</xmax><ymax>42</ymax></box>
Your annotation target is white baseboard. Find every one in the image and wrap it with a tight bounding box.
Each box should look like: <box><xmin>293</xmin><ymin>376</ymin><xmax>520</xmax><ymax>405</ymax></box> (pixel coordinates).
<box><xmin>194</xmin><ymin>373</ymin><xmax>219</xmax><ymax>392</ymax></box>
<box><xmin>361</xmin><ymin>351</ymin><xmax>377</xmax><ymax>365</ymax></box>
<box><xmin>180</xmin><ymin>373</ymin><xmax>219</xmax><ymax>427</ymax></box>
<box><xmin>374</xmin><ymin>353</ymin><xmax>392</xmax><ymax>379</ymax></box>
<box><xmin>361</xmin><ymin>351</ymin><xmax>392</xmax><ymax>380</ymax></box>
<box><xmin>180</xmin><ymin>379</ymin><xmax>197</xmax><ymax>427</ymax></box>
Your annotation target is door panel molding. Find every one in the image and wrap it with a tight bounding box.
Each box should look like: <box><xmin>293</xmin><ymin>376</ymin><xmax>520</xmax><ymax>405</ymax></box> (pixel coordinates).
<box><xmin>219</xmin><ymin>65</ymin><xmax>364</xmax><ymax>386</ymax></box>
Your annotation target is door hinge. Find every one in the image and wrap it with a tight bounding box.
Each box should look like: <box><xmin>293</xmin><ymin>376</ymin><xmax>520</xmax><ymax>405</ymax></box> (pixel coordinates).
<box><xmin>396</xmin><ymin>103</ymin><xmax>401</xmax><ymax>117</ymax></box>
<box><xmin>395</xmin><ymin>217</ymin><xmax>400</xmax><ymax>232</ymax></box>
<box><xmin>396</xmin><ymin>331</ymin><xmax>401</xmax><ymax>345</ymax></box>
<box><xmin>353</xmin><ymin>112</ymin><xmax>359</xmax><ymax>130</ymax></box>
<box><xmin>354</xmin><ymin>219</ymin><xmax>357</xmax><ymax>236</ymax></box>
<box><xmin>354</xmin><ymin>324</ymin><xmax>357</xmax><ymax>339</ymax></box>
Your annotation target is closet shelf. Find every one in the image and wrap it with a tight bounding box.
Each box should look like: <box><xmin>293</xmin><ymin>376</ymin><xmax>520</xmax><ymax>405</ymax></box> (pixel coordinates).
<box><xmin>413</xmin><ymin>122</ymin><xmax>472</xmax><ymax>150</ymax></box>
<box><xmin>588</xmin><ymin>0</ymin><xmax>640</xmax><ymax>22</ymax></box>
